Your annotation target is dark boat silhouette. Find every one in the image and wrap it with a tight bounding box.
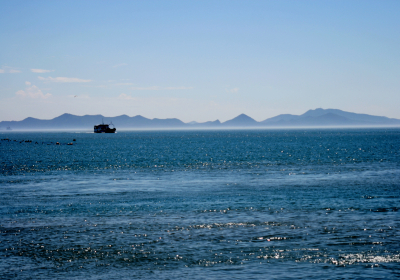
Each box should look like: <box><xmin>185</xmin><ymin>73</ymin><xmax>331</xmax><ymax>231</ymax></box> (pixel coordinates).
<box><xmin>94</xmin><ymin>121</ymin><xmax>116</xmax><ymax>133</ymax></box>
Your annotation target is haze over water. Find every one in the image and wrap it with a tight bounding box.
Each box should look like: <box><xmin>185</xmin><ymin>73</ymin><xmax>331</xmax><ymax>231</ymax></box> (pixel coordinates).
<box><xmin>1</xmin><ymin>129</ymin><xmax>399</xmax><ymax>279</ymax></box>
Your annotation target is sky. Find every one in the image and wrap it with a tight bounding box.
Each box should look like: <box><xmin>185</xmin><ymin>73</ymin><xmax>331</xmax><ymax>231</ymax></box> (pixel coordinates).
<box><xmin>1</xmin><ymin>0</ymin><xmax>399</xmax><ymax>123</ymax></box>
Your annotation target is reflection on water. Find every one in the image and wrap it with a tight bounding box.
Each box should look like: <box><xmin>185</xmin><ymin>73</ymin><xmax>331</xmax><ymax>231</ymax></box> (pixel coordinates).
<box><xmin>1</xmin><ymin>129</ymin><xmax>399</xmax><ymax>279</ymax></box>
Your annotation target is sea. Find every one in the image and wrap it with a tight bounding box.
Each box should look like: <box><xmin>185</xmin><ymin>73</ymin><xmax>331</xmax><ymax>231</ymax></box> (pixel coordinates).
<box><xmin>1</xmin><ymin>128</ymin><xmax>399</xmax><ymax>279</ymax></box>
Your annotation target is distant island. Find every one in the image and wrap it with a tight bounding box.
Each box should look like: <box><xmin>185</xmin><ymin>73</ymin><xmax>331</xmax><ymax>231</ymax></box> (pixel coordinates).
<box><xmin>1</xmin><ymin>108</ymin><xmax>400</xmax><ymax>131</ymax></box>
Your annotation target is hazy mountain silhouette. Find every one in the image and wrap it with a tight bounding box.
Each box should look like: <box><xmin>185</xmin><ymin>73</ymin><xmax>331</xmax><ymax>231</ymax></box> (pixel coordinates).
<box><xmin>222</xmin><ymin>114</ymin><xmax>259</xmax><ymax>127</ymax></box>
<box><xmin>189</xmin><ymin>120</ymin><xmax>221</xmax><ymax>127</ymax></box>
<box><xmin>0</xmin><ymin>114</ymin><xmax>186</xmax><ymax>130</ymax></box>
<box><xmin>1</xmin><ymin>108</ymin><xmax>399</xmax><ymax>130</ymax></box>
<box><xmin>261</xmin><ymin>108</ymin><xmax>400</xmax><ymax>126</ymax></box>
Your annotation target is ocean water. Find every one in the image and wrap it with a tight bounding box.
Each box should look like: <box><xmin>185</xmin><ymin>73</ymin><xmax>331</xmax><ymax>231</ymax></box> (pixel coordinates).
<box><xmin>1</xmin><ymin>129</ymin><xmax>399</xmax><ymax>279</ymax></box>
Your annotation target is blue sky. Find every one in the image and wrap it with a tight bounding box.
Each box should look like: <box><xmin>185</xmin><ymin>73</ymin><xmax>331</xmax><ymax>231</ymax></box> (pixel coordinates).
<box><xmin>1</xmin><ymin>0</ymin><xmax>399</xmax><ymax>122</ymax></box>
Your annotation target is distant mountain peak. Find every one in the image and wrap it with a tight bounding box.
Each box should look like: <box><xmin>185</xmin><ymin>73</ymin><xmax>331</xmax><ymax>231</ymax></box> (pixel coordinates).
<box><xmin>132</xmin><ymin>115</ymin><xmax>149</xmax><ymax>120</ymax></box>
<box><xmin>237</xmin><ymin>113</ymin><xmax>251</xmax><ymax>118</ymax></box>
<box><xmin>53</xmin><ymin>113</ymin><xmax>78</xmax><ymax>120</ymax></box>
<box><xmin>231</xmin><ymin>114</ymin><xmax>255</xmax><ymax>121</ymax></box>
<box><xmin>302</xmin><ymin>108</ymin><xmax>345</xmax><ymax>116</ymax></box>
<box><xmin>56</xmin><ymin>113</ymin><xmax>74</xmax><ymax>117</ymax></box>
<box><xmin>223</xmin><ymin>113</ymin><xmax>258</xmax><ymax>126</ymax></box>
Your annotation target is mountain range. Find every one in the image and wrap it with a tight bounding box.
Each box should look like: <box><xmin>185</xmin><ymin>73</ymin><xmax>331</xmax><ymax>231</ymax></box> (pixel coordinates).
<box><xmin>1</xmin><ymin>108</ymin><xmax>400</xmax><ymax>130</ymax></box>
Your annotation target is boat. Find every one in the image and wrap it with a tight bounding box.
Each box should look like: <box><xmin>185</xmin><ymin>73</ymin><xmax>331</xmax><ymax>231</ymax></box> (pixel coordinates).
<box><xmin>6</xmin><ymin>126</ymin><xmax>11</xmax><ymax>130</ymax></box>
<box><xmin>94</xmin><ymin>121</ymin><xmax>116</xmax><ymax>133</ymax></box>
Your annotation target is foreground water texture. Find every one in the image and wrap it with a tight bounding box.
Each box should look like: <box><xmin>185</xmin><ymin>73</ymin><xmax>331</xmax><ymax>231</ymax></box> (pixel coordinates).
<box><xmin>1</xmin><ymin>129</ymin><xmax>399</xmax><ymax>279</ymax></box>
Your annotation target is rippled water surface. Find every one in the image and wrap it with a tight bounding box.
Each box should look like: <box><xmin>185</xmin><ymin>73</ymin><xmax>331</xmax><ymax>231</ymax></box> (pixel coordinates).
<box><xmin>1</xmin><ymin>129</ymin><xmax>399</xmax><ymax>279</ymax></box>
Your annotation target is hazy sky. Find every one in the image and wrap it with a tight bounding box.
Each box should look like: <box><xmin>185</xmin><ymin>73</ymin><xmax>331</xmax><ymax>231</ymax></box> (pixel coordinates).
<box><xmin>1</xmin><ymin>0</ymin><xmax>399</xmax><ymax>122</ymax></box>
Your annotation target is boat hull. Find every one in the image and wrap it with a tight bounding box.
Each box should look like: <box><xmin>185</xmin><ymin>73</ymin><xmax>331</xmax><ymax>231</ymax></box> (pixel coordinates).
<box><xmin>94</xmin><ymin>128</ymin><xmax>116</xmax><ymax>133</ymax></box>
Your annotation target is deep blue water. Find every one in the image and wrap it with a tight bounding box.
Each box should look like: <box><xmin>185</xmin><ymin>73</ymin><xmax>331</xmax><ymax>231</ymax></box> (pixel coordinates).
<box><xmin>1</xmin><ymin>129</ymin><xmax>399</xmax><ymax>279</ymax></box>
